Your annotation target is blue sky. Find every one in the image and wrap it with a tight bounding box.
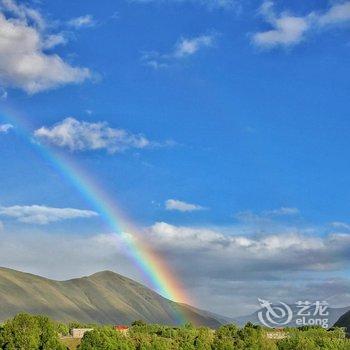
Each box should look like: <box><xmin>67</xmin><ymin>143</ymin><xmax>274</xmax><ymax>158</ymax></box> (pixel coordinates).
<box><xmin>1</xmin><ymin>0</ymin><xmax>350</xmax><ymax>317</ymax></box>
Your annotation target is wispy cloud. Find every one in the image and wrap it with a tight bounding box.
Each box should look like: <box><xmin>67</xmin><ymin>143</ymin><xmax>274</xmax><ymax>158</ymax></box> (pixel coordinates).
<box><xmin>235</xmin><ymin>207</ymin><xmax>300</xmax><ymax>223</ymax></box>
<box><xmin>330</xmin><ymin>221</ymin><xmax>350</xmax><ymax>231</ymax></box>
<box><xmin>0</xmin><ymin>0</ymin><xmax>91</xmax><ymax>94</ymax></box>
<box><xmin>131</xmin><ymin>0</ymin><xmax>237</xmax><ymax>10</ymax></box>
<box><xmin>34</xmin><ymin>117</ymin><xmax>155</xmax><ymax>154</ymax></box>
<box><xmin>264</xmin><ymin>207</ymin><xmax>300</xmax><ymax>217</ymax></box>
<box><xmin>165</xmin><ymin>199</ymin><xmax>206</xmax><ymax>212</ymax></box>
<box><xmin>142</xmin><ymin>34</ymin><xmax>216</xmax><ymax>69</ymax></box>
<box><xmin>67</xmin><ymin>14</ymin><xmax>96</xmax><ymax>28</ymax></box>
<box><xmin>318</xmin><ymin>2</ymin><xmax>350</xmax><ymax>26</ymax></box>
<box><xmin>43</xmin><ymin>33</ymin><xmax>68</xmax><ymax>49</ymax></box>
<box><xmin>173</xmin><ymin>35</ymin><xmax>215</xmax><ymax>57</ymax></box>
<box><xmin>0</xmin><ymin>0</ymin><xmax>46</xmax><ymax>29</ymax></box>
<box><xmin>0</xmin><ymin>123</ymin><xmax>13</xmax><ymax>133</ymax></box>
<box><xmin>0</xmin><ymin>87</ymin><xmax>7</xmax><ymax>100</ymax></box>
<box><xmin>0</xmin><ymin>205</ymin><xmax>98</xmax><ymax>224</ymax></box>
<box><xmin>252</xmin><ymin>1</ymin><xmax>350</xmax><ymax>49</ymax></box>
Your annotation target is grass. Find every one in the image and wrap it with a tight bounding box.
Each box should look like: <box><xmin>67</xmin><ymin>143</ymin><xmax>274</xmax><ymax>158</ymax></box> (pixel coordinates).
<box><xmin>60</xmin><ymin>337</ymin><xmax>81</xmax><ymax>350</ymax></box>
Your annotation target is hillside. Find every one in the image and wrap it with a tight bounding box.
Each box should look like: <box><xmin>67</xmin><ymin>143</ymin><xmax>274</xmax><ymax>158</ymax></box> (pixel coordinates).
<box><xmin>334</xmin><ymin>310</ymin><xmax>350</xmax><ymax>334</ymax></box>
<box><xmin>0</xmin><ymin>267</ymin><xmax>221</xmax><ymax>328</ymax></box>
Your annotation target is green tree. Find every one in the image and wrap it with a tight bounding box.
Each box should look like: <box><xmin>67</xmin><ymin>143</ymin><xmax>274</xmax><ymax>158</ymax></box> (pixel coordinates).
<box><xmin>54</xmin><ymin>322</ymin><xmax>69</xmax><ymax>337</ymax></box>
<box><xmin>237</xmin><ymin>323</ymin><xmax>276</xmax><ymax>350</ymax></box>
<box><xmin>0</xmin><ymin>313</ymin><xmax>41</xmax><ymax>350</ymax></box>
<box><xmin>0</xmin><ymin>313</ymin><xmax>65</xmax><ymax>350</ymax></box>
<box><xmin>132</xmin><ymin>320</ymin><xmax>147</xmax><ymax>327</ymax></box>
<box><xmin>37</xmin><ymin>315</ymin><xmax>65</xmax><ymax>350</ymax></box>
<box><xmin>79</xmin><ymin>327</ymin><xmax>135</xmax><ymax>350</ymax></box>
<box><xmin>212</xmin><ymin>324</ymin><xmax>239</xmax><ymax>350</ymax></box>
<box><xmin>193</xmin><ymin>327</ymin><xmax>212</xmax><ymax>350</ymax></box>
<box><xmin>278</xmin><ymin>327</ymin><xmax>350</xmax><ymax>350</ymax></box>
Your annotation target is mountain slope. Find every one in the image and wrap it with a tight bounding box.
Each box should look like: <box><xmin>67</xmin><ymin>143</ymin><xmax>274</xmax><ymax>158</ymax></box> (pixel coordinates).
<box><xmin>334</xmin><ymin>310</ymin><xmax>350</xmax><ymax>333</ymax></box>
<box><xmin>0</xmin><ymin>267</ymin><xmax>221</xmax><ymax>328</ymax></box>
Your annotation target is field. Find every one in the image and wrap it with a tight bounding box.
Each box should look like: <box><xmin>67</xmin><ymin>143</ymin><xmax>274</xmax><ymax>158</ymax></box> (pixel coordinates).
<box><xmin>60</xmin><ymin>337</ymin><xmax>81</xmax><ymax>350</ymax></box>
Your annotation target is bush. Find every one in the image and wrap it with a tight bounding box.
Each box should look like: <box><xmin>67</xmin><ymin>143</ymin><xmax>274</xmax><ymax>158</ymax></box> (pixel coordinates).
<box><xmin>79</xmin><ymin>327</ymin><xmax>135</xmax><ymax>350</ymax></box>
<box><xmin>0</xmin><ymin>313</ymin><xmax>65</xmax><ymax>350</ymax></box>
<box><xmin>277</xmin><ymin>327</ymin><xmax>349</xmax><ymax>350</ymax></box>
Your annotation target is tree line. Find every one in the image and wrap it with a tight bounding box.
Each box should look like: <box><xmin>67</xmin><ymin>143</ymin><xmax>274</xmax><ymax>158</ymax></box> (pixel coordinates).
<box><xmin>1</xmin><ymin>313</ymin><xmax>350</xmax><ymax>349</ymax></box>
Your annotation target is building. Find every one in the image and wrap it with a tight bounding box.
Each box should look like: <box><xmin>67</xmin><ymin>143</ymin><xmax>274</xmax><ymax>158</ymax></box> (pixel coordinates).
<box><xmin>114</xmin><ymin>325</ymin><xmax>129</xmax><ymax>333</ymax></box>
<box><xmin>71</xmin><ymin>328</ymin><xmax>94</xmax><ymax>339</ymax></box>
<box><xmin>266</xmin><ymin>328</ymin><xmax>287</xmax><ymax>340</ymax></box>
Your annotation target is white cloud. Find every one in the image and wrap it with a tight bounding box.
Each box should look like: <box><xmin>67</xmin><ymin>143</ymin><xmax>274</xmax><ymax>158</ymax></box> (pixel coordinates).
<box><xmin>34</xmin><ymin>117</ymin><xmax>153</xmax><ymax>153</ymax></box>
<box><xmin>174</xmin><ymin>35</ymin><xmax>214</xmax><ymax>57</ymax></box>
<box><xmin>142</xmin><ymin>34</ymin><xmax>215</xmax><ymax>69</ymax></box>
<box><xmin>0</xmin><ymin>204</ymin><xmax>98</xmax><ymax>224</ymax></box>
<box><xmin>165</xmin><ymin>199</ymin><xmax>206</xmax><ymax>212</ymax></box>
<box><xmin>144</xmin><ymin>221</ymin><xmax>350</xmax><ymax>315</ymax></box>
<box><xmin>149</xmin><ymin>221</ymin><xmax>324</xmax><ymax>253</ymax></box>
<box><xmin>68</xmin><ymin>15</ymin><xmax>96</xmax><ymax>28</ymax></box>
<box><xmin>141</xmin><ymin>53</ymin><xmax>169</xmax><ymax>70</ymax></box>
<box><xmin>0</xmin><ymin>0</ymin><xmax>46</xmax><ymax>29</ymax></box>
<box><xmin>318</xmin><ymin>2</ymin><xmax>350</xmax><ymax>26</ymax></box>
<box><xmin>0</xmin><ymin>0</ymin><xmax>91</xmax><ymax>93</ymax></box>
<box><xmin>253</xmin><ymin>16</ymin><xmax>309</xmax><ymax>48</ymax></box>
<box><xmin>145</xmin><ymin>221</ymin><xmax>350</xmax><ymax>301</ymax></box>
<box><xmin>43</xmin><ymin>33</ymin><xmax>68</xmax><ymax>49</ymax></box>
<box><xmin>0</xmin><ymin>123</ymin><xmax>13</xmax><ymax>133</ymax></box>
<box><xmin>252</xmin><ymin>1</ymin><xmax>311</xmax><ymax>48</ymax></box>
<box><xmin>252</xmin><ymin>1</ymin><xmax>350</xmax><ymax>49</ymax></box>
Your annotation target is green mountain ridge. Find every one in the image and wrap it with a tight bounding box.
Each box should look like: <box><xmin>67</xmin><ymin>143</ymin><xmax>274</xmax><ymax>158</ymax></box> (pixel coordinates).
<box><xmin>0</xmin><ymin>267</ymin><xmax>221</xmax><ymax>328</ymax></box>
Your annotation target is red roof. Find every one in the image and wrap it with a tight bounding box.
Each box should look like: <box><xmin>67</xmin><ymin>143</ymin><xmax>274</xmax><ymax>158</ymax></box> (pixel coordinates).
<box><xmin>114</xmin><ymin>325</ymin><xmax>129</xmax><ymax>330</ymax></box>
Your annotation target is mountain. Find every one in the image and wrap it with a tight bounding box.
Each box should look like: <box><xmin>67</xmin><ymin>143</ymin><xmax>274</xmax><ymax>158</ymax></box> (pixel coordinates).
<box><xmin>334</xmin><ymin>310</ymin><xmax>350</xmax><ymax>333</ymax></box>
<box><xmin>0</xmin><ymin>267</ymin><xmax>222</xmax><ymax>328</ymax></box>
<box><xmin>233</xmin><ymin>304</ymin><xmax>350</xmax><ymax>328</ymax></box>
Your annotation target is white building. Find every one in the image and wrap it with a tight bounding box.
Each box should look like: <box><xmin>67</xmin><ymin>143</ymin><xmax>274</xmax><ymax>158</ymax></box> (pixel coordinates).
<box><xmin>71</xmin><ymin>328</ymin><xmax>93</xmax><ymax>339</ymax></box>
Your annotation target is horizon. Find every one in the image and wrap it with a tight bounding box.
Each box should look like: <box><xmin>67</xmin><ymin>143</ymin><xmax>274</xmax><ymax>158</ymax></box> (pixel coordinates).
<box><xmin>1</xmin><ymin>0</ymin><xmax>350</xmax><ymax>319</ymax></box>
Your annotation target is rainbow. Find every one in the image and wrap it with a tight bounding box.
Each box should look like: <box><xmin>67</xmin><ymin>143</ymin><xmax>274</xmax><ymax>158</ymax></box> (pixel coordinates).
<box><xmin>1</xmin><ymin>108</ymin><xmax>191</xmax><ymax>324</ymax></box>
